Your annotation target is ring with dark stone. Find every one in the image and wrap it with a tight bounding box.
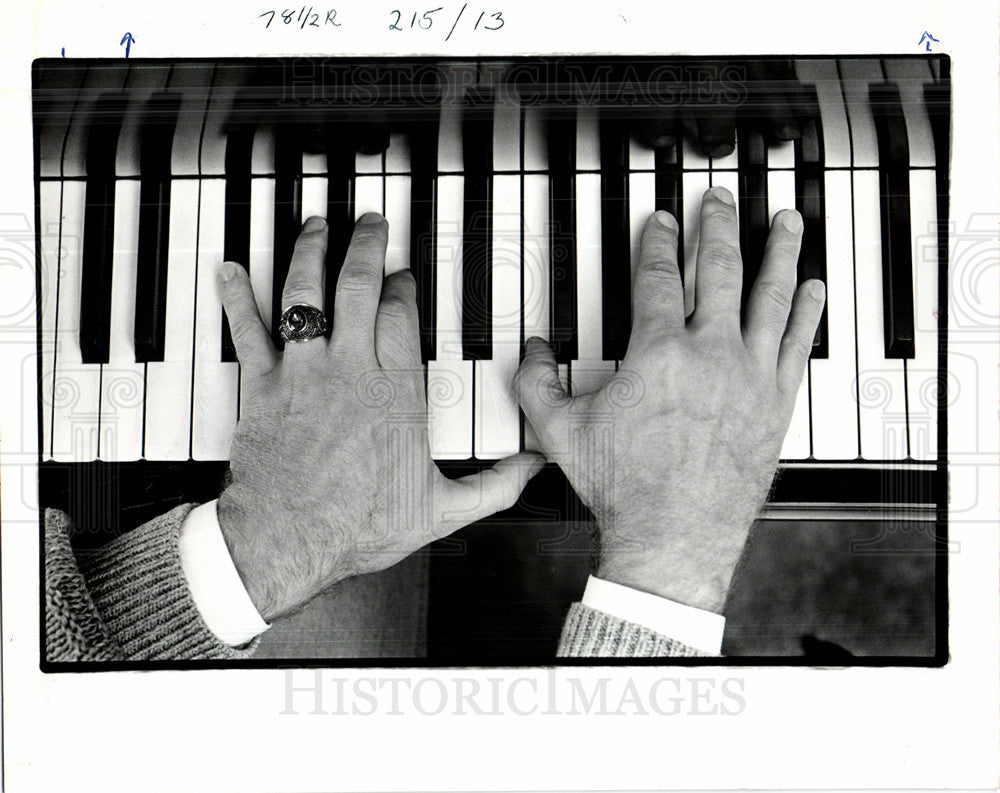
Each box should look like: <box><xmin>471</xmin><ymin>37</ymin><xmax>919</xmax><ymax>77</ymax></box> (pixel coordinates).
<box><xmin>279</xmin><ymin>303</ymin><xmax>328</xmax><ymax>343</ymax></box>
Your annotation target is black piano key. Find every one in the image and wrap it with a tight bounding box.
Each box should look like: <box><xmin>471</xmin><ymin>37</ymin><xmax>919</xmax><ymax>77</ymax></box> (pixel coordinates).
<box><xmin>270</xmin><ymin>125</ymin><xmax>303</xmax><ymax>349</ymax></box>
<box><xmin>220</xmin><ymin>128</ymin><xmax>254</xmax><ymax>362</ymax></box>
<box><xmin>410</xmin><ymin>117</ymin><xmax>439</xmax><ymax>362</ymax></box>
<box><xmin>793</xmin><ymin>87</ymin><xmax>829</xmax><ymax>359</ymax></box>
<box><xmin>736</xmin><ymin>122</ymin><xmax>768</xmax><ymax>317</ymax></box>
<box><xmin>870</xmin><ymin>82</ymin><xmax>915</xmax><ymax>359</ymax></box>
<box><xmin>548</xmin><ymin>113</ymin><xmax>577</xmax><ymax>364</ymax></box>
<box><xmin>599</xmin><ymin>116</ymin><xmax>630</xmax><ymax>361</ymax></box>
<box><xmin>653</xmin><ymin>141</ymin><xmax>684</xmax><ymax>282</ymax></box>
<box><xmin>324</xmin><ymin>146</ymin><xmax>355</xmax><ymax>333</ymax></box>
<box><xmin>461</xmin><ymin>90</ymin><xmax>493</xmax><ymax>361</ymax></box>
<box><xmin>134</xmin><ymin>92</ymin><xmax>182</xmax><ymax>363</ymax></box>
<box><xmin>79</xmin><ymin>92</ymin><xmax>127</xmax><ymax>365</ymax></box>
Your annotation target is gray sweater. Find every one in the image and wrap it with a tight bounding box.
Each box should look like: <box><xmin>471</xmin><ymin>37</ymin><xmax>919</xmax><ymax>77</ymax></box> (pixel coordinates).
<box><xmin>45</xmin><ymin>505</ymin><xmax>706</xmax><ymax>661</ymax></box>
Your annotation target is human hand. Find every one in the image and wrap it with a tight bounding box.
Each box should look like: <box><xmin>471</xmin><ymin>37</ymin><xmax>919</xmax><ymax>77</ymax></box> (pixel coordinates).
<box><xmin>515</xmin><ymin>187</ymin><xmax>825</xmax><ymax>614</ymax></box>
<box><xmin>215</xmin><ymin>214</ymin><xmax>544</xmax><ymax>621</ymax></box>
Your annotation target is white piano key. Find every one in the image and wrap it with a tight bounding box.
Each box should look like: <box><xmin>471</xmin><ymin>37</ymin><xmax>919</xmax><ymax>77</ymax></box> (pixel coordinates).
<box><xmin>302</xmin><ymin>151</ymin><xmax>327</xmax><ymax>175</ymax></box>
<box><xmin>354</xmin><ymin>174</ymin><xmax>384</xmax><ymax>218</ymax></box>
<box><xmin>572</xmin><ymin>172</ymin><xmax>615</xmax><ymax>395</ymax></box>
<box><xmin>682</xmin><ymin>135</ymin><xmax>710</xmax><ymax>171</ymax></box>
<box><xmin>116</xmin><ymin>65</ymin><xmax>170</xmax><ymax>177</ymax></box>
<box><xmin>522</xmin><ymin>173</ymin><xmax>550</xmax><ymax>453</ymax></box>
<box><xmin>356</xmin><ymin>149</ymin><xmax>384</xmax><ymax>175</ymax></box>
<box><xmin>523</xmin><ymin>105</ymin><xmax>547</xmax><ymax>171</ymax></box>
<box><xmin>794</xmin><ymin>59</ymin><xmax>852</xmax><ymax>168</ymax></box>
<box><xmin>629</xmin><ymin>137</ymin><xmax>655</xmax><ymax>171</ymax></box>
<box><xmin>769</xmin><ymin>169</ymin><xmax>810</xmax><ymax>460</ymax></box>
<box><xmin>883</xmin><ymin>59</ymin><xmax>936</xmax><ymax>167</ymax></box>
<box><xmin>474</xmin><ymin>174</ymin><xmax>521</xmax><ymax>458</ymax></box>
<box><xmin>51</xmin><ymin>181</ymin><xmax>100</xmax><ymax>461</ymax></box>
<box><xmin>438</xmin><ymin>102</ymin><xmax>464</xmax><ymax>173</ymax></box>
<box><xmin>429</xmin><ymin>175</ymin><xmax>472</xmax><ymax>458</ymax></box>
<box><xmin>98</xmin><ymin>179</ymin><xmax>144</xmax><ymax>462</ymax></box>
<box><xmin>169</xmin><ymin>62</ymin><xmax>217</xmax><ymax>176</ymax></box>
<box><xmin>768</xmin><ymin>139</ymin><xmax>796</xmax><ymax>170</ymax></box>
<box><xmin>576</xmin><ymin>106</ymin><xmax>601</xmax><ymax>171</ymax></box>
<box><xmin>838</xmin><ymin>59</ymin><xmax>883</xmax><ymax>168</ymax></box>
<box><xmin>251</xmin><ymin>125</ymin><xmax>275</xmax><ymax>175</ymax></box>
<box><xmin>386</xmin><ymin>132</ymin><xmax>412</xmax><ymax>174</ymax></box>
<box><xmin>710</xmin><ymin>128</ymin><xmax>739</xmax><ymax>170</ymax></box>
<box><xmin>906</xmin><ymin>169</ymin><xmax>939</xmax><ymax>460</ymax></box>
<box><xmin>853</xmin><ymin>170</ymin><xmax>907</xmax><ymax>460</ymax></box>
<box><xmin>385</xmin><ymin>174</ymin><xmax>411</xmax><ymax>276</ymax></box>
<box><xmin>810</xmin><ymin>171</ymin><xmax>860</xmax><ymax>460</ymax></box>
<box><xmin>301</xmin><ymin>175</ymin><xmax>328</xmax><ymax>221</ymax></box>
<box><xmin>62</xmin><ymin>65</ymin><xmax>129</xmax><ymax>178</ymax></box>
<box><xmin>628</xmin><ymin>171</ymin><xmax>656</xmax><ymax>286</ymax></box>
<box><xmin>682</xmin><ymin>170</ymin><xmax>710</xmax><ymax>317</ymax></box>
<box><xmin>200</xmin><ymin>66</ymin><xmax>245</xmax><ymax>176</ymax></box>
<box><xmin>192</xmin><ymin>179</ymin><xmax>239</xmax><ymax>460</ymax></box>
<box><xmin>144</xmin><ymin>179</ymin><xmax>198</xmax><ymax>460</ymax></box>
<box><xmin>493</xmin><ymin>95</ymin><xmax>521</xmax><ymax>171</ymax></box>
<box><xmin>39</xmin><ymin>181</ymin><xmax>62</xmax><ymax>458</ymax></box>
<box><xmin>248</xmin><ymin>178</ymin><xmax>276</xmax><ymax>329</ymax></box>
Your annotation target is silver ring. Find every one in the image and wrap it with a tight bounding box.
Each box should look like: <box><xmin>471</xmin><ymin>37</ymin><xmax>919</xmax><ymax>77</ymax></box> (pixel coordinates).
<box><xmin>279</xmin><ymin>304</ymin><xmax>328</xmax><ymax>343</ymax></box>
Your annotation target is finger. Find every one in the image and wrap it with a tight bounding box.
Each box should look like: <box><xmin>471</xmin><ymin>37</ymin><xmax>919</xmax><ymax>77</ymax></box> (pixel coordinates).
<box><xmin>218</xmin><ymin>261</ymin><xmax>278</xmax><ymax>375</ymax></box>
<box><xmin>332</xmin><ymin>213</ymin><xmax>389</xmax><ymax>354</ymax></box>
<box><xmin>744</xmin><ymin>209</ymin><xmax>804</xmax><ymax>361</ymax></box>
<box><xmin>435</xmin><ymin>452</ymin><xmax>546</xmax><ymax>530</ymax></box>
<box><xmin>692</xmin><ymin>187</ymin><xmax>743</xmax><ymax>331</ymax></box>
<box><xmin>375</xmin><ymin>270</ymin><xmax>422</xmax><ymax>376</ymax></box>
<box><xmin>514</xmin><ymin>337</ymin><xmax>570</xmax><ymax>428</ymax></box>
<box><xmin>631</xmin><ymin>211</ymin><xmax>685</xmax><ymax>337</ymax></box>
<box><xmin>281</xmin><ymin>215</ymin><xmax>328</xmax><ymax>314</ymax></box>
<box><xmin>777</xmin><ymin>279</ymin><xmax>826</xmax><ymax>394</ymax></box>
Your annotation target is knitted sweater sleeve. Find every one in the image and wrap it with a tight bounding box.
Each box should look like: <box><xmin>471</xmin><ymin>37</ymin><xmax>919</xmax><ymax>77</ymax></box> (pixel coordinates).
<box><xmin>45</xmin><ymin>504</ymin><xmax>259</xmax><ymax>662</ymax></box>
<box><xmin>557</xmin><ymin>603</ymin><xmax>715</xmax><ymax>658</ymax></box>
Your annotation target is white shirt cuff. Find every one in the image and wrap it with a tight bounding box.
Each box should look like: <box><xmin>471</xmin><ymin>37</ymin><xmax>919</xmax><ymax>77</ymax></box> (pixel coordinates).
<box><xmin>177</xmin><ymin>500</ymin><xmax>270</xmax><ymax>646</ymax></box>
<box><xmin>581</xmin><ymin>575</ymin><xmax>725</xmax><ymax>655</ymax></box>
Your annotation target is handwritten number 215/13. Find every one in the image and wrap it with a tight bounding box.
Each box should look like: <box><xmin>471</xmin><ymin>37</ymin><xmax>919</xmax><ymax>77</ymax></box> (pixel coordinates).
<box><xmin>259</xmin><ymin>8</ymin><xmax>341</xmax><ymax>28</ymax></box>
<box><xmin>388</xmin><ymin>8</ymin><xmax>504</xmax><ymax>30</ymax></box>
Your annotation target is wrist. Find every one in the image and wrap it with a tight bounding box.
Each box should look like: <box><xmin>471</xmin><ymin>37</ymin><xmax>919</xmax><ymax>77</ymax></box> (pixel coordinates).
<box><xmin>597</xmin><ymin>517</ymin><xmax>754</xmax><ymax>615</ymax></box>
<box><xmin>216</xmin><ymin>490</ymin><xmax>283</xmax><ymax>622</ymax></box>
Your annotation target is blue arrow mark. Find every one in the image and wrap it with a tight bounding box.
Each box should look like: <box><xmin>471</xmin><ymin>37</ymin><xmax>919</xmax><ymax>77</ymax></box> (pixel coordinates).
<box><xmin>120</xmin><ymin>32</ymin><xmax>135</xmax><ymax>58</ymax></box>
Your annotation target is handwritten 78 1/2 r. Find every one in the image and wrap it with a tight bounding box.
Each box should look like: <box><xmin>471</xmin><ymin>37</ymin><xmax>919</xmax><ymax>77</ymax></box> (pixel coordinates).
<box><xmin>257</xmin><ymin>5</ymin><xmax>505</xmax><ymax>38</ymax></box>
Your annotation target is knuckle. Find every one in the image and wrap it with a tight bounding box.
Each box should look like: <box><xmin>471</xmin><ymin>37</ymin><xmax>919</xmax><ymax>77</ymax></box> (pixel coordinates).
<box><xmin>755</xmin><ymin>281</ymin><xmax>791</xmax><ymax>316</ymax></box>
<box><xmin>378</xmin><ymin>295</ymin><xmax>413</xmax><ymax>319</ymax></box>
<box><xmin>637</xmin><ymin>263</ymin><xmax>682</xmax><ymax>292</ymax></box>
<box><xmin>282</xmin><ymin>276</ymin><xmax>320</xmax><ymax>303</ymax></box>
<box><xmin>337</xmin><ymin>267</ymin><xmax>382</xmax><ymax>294</ymax></box>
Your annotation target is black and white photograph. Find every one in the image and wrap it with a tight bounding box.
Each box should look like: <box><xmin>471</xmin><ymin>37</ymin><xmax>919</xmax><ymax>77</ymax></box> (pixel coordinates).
<box><xmin>1</xmin><ymin>1</ymin><xmax>997</xmax><ymax>791</ymax></box>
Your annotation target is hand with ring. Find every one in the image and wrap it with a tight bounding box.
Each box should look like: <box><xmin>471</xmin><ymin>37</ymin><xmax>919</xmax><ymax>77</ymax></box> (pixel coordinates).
<box><xmin>215</xmin><ymin>214</ymin><xmax>545</xmax><ymax>622</ymax></box>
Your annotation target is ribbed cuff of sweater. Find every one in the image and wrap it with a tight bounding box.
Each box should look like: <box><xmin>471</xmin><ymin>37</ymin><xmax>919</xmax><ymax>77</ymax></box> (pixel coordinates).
<box><xmin>51</xmin><ymin>504</ymin><xmax>260</xmax><ymax>661</ymax></box>
<box><xmin>557</xmin><ymin>602</ymin><xmax>715</xmax><ymax>658</ymax></box>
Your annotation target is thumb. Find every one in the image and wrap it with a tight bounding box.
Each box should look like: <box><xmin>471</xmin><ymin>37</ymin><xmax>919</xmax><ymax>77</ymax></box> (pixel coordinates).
<box><xmin>515</xmin><ymin>337</ymin><xmax>569</xmax><ymax>427</ymax></box>
<box><xmin>434</xmin><ymin>452</ymin><xmax>546</xmax><ymax>531</ymax></box>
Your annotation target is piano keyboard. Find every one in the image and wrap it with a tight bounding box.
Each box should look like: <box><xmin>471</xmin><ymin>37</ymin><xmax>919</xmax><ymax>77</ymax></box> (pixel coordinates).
<box><xmin>34</xmin><ymin>57</ymin><xmax>949</xmax><ymax>487</ymax></box>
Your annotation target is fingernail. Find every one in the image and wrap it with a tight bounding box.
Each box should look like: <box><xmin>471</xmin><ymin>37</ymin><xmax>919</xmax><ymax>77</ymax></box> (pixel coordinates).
<box><xmin>652</xmin><ymin>133</ymin><xmax>675</xmax><ymax>148</ymax></box>
<box><xmin>781</xmin><ymin>210</ymin><xmax>803</xmax><ymax>233</ymax></box>
<box><xmin>358</xmin><ymin>212</ymin><xmax>384</xmax><ymax>226</ymax></box>
<box><xmin>709</xmin><ymin>142</ymin><xmax>735</xmax><ymax>158</ymax></box>
<box><xmin>302</xmin><ymin>216</ymin><xmax>327</xmax><ymax>232</ymax></box>
<box><xmin>709</xmin><ymin>186</ymin><xmax>736</xmax><ymax>206</ymax></box>
<box><xmin>809</xmin><ymin>280</ymin><xmax>826</xmax><ymax>299</ymax></box>
<box><xmin>654</xmin><ymin>210</ymin><xmax>678</xmax><ymax>230</ymax></box>
<box><xmin>775</xmin><ymin>123</ymin><xmax>799</xmax><ymax>141</ymax></box>
<box><xmin>219</xmin><ymin>261</ymin><xmax>238</xmax><ymax>282</ymax></box>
